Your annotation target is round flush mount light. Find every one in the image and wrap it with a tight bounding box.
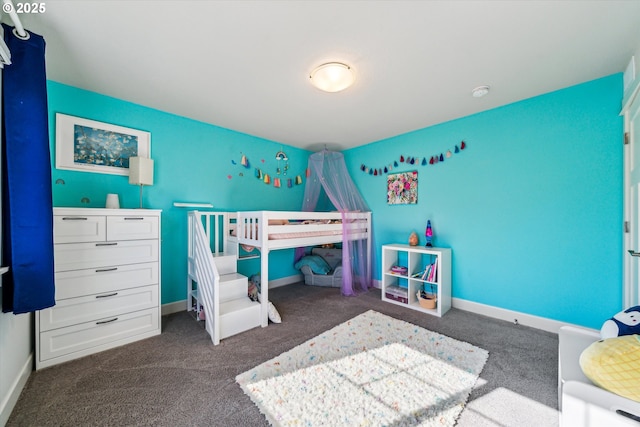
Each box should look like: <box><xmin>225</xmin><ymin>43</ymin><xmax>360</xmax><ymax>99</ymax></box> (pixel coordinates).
<box><xmin>309</xmin><ymin>62</ymin><xmax>355</xmax><ymax>93</ymax></box>
<box><xmin>471</xmin><ymin>85</ymin><xmax>490</xmax><ymax>98</ymax></box>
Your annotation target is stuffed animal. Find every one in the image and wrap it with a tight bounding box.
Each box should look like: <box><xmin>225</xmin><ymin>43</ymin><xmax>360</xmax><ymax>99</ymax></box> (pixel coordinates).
<box><xmin>580</xmin><ymin>334</ymin><xmax>640</xmax><ymax>403</ymax></box>
<box><xmin>601</xmin><ymin>305</ymin><xmax>640</xmax><ymax>339</ymax></box>
<box><xmin>248</xmin><ymin>274</ymin><xmax>261</xmax><ymax>301</ymax></box>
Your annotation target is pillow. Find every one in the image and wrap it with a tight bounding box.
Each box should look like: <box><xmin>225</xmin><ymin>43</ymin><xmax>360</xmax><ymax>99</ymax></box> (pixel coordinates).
<box><xmin>579</xmin><ymin>335</ymin><xmax>640</xmax><ymax>402</ymax></box>
<box><xmin>294</xmin><ymin>255</ymin><xmax>332</xmax><ymax>274</ymax></box>
<box><xmin>268</xmin><ymin>301</ymin><xmax>281</xmax><ymax>323</ymax></box>
<box><xmin>601</xmin><ymin>305</ymin><xmax>640</xmax><ymax>339</ymax></box>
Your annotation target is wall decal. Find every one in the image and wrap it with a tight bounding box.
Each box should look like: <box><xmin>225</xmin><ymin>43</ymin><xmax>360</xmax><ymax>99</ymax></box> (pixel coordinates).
<box><xmin>233</xmin><ymin>153</ymin><xmax>305</xmax><ymax>189</ymax></box>
<box><xmin>361</xmin><ymin>140</ymin><xmax>467</xmax><ymax>176</ymax></box>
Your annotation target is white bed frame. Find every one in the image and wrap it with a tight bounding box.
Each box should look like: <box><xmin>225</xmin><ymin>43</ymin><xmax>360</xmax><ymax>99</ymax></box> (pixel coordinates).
<box><xmin>235</xmin><ymin>210</ymin><xmax>371</xmax><ymax>325</ymax></box>
<box><xmin>188</xmin><ymin>210</ymin><xmax>371</xmax><ymax>338</ymax></box>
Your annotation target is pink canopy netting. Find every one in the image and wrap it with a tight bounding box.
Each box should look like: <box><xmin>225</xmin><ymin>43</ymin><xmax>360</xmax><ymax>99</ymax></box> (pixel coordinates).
<box><xmin>297</xmin><ymin>150</ymin><xmax>372</xmax><ymax>296</ymax></box>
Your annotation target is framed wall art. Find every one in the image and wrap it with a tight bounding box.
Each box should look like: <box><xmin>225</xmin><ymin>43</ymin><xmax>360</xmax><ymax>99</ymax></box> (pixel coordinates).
<box><xmin>387</xmin><ymin>170</ymin><xmax>418</xmax><ymax>205</ymax></box>
<box><xmin>55</xmin><ymin>113</ymin><xmax>151</xmax><ymax>176</ymax></box>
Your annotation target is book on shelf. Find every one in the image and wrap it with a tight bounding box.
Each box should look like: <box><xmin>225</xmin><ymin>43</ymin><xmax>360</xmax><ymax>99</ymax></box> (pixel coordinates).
<box><xmin>421</xmin><ymin>264</ymin><xmax>430</xmax><ymax>280</ymax></box>
<box><xmin>419</xmin><ymin>259</ymin><xmax>437</xmax><ymax>282</ymax></box>
<box><xmin>427</xmin><ymin>258</ymin><xmax>438</xmax><ymax>282</ymax></box>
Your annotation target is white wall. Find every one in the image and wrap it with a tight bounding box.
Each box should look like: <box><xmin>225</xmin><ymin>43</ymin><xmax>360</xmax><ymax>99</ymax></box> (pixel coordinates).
<box><xmin>0</xmin><ymin>309</ymin><xmax>32</xmax><ymax>426</ymax></box>
<box><xmin>623</xmin><ymin>46</ymin><xmax>640</xmax><ymax>104</ymax></box>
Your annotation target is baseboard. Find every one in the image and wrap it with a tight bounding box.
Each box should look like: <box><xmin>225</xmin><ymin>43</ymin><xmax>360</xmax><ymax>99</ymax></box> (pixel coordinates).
<box><xmin>0</xmin><ymin>353</ymin><xmax>32</xmax><ymax>427</ymax></box>
<box><xmin>161</xmin><ymin>300</ymin><xmax>187</xmax><ymax>316</ymax></box>
<box><xmin>268</xmin><ymin>274</ymin><xmax>303</xmax><ymax>289</ymax></box>
<box><xmin>168</xmin><ymin>278</ymin><xmax>577</xmax><ymax>334</ymax></box>
<box><xmin>372</xmin><ymin>279</ymin><xmax>580</xmax><ymax>334</ymax></box>
<box><xmin>161</xmin><ymin>274</ymin><xmax>303</xmax><ymax>317</ymax></box>
<box><xmin>452</xmin><ymin>297</ymin><xmax>577</xmax><ymax>334</ymax></box>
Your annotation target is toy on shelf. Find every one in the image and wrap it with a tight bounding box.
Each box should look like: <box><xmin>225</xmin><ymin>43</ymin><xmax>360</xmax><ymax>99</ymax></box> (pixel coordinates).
<box><xmin>389</xmin><ymin>265</ymin><xmax>408</xmax><ymax>276</ymax></box>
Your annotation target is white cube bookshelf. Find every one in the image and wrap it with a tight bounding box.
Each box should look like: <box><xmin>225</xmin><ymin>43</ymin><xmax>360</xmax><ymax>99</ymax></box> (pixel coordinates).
<box><xmin>381</xmin><ymin>244</ymin><xmax>451</xmax><ymax>317</ymax></box>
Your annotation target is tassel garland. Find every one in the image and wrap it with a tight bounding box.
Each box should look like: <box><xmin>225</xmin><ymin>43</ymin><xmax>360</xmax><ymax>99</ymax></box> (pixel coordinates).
<box><xmin>361</xmin><ymin>140</ymin><xmax>467</xmax><ymax>176</ymax></box>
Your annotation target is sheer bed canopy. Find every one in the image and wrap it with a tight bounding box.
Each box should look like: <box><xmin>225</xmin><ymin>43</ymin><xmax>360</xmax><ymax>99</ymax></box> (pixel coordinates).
<box><xmin>299</xmin><ymin>150</ymin><xmax>373</xmax><ymax>296</ymax></box>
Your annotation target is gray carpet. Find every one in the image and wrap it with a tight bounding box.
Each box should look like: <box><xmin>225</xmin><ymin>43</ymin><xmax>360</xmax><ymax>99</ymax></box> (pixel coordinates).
<box><xmin>7</xmin><ymin>284</ymin><xmax>559</xmax><ymax>426</ymax></box>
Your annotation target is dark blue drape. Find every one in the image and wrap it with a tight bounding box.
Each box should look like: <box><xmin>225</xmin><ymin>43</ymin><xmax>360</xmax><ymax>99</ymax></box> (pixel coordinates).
<box><xmin>1</xmin><ymin>24</ymin><xmax>54</xmax><ymax>314</ymax></box>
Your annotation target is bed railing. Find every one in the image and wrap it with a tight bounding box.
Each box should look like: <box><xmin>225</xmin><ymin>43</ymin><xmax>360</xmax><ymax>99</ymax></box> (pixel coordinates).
<box><xmin>235</xmin><ymin>210</ymin><xmax>371</xmax><ymax>248</ymax></box>
<box><xmin>188</xmin><ymin>211</ymin><xmax>233</xmax><ymax>259</ymax></box>
<box><xmin>188</xmin><ymin>210</ymin><xmax>246</xmax><ymax>343</ymax></box>
<box><xmin>193</xmin><ymin>214</ymin><xmax>220</xmax><ymax>345</ymax></box>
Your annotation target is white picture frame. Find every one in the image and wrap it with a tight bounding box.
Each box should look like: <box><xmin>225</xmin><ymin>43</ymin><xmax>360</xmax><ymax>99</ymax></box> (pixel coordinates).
<box><xmin>55</xmin><ymin>113</ymin><xmax>151</xmax><ymax>176</ymax></box>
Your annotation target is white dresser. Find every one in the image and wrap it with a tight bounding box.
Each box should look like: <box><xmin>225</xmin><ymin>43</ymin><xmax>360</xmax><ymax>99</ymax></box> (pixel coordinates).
<box><xmin>35</xmin><ymin>207</ymin><xmax>162</xmax><ymax>370</ymax></box>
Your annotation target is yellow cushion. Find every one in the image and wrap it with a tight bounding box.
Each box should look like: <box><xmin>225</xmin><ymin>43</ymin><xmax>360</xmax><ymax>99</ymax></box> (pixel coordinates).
<box><xmin>579</xmin><ymin>335</ymin><xmax>640</xmax><ymax>402</ymax></box>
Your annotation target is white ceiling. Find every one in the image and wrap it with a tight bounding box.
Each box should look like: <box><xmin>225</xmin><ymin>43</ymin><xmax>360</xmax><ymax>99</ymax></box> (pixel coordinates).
<box><xmin>13</xmin><ymin>1</ymin><xmax>640</xmax><ymax>151</ymax></box>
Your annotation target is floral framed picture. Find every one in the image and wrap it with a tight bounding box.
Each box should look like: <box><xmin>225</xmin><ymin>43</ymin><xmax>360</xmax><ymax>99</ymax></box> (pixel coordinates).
<box><xmin>387</xmin><ymin>171</ymin><xmax>418</xmax><ymax>205</ymax></box>
<box><xmin>55</xmin><ymin>113</ymin><xmax>151</xmax><ymax>176</ymax></box>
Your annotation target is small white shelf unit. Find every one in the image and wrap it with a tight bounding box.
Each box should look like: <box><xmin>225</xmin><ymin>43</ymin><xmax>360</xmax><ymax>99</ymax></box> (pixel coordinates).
<box><xmin>381</xmin><ymin>244</ymin><xmax>451</xmax><ymax>317</ymax></box>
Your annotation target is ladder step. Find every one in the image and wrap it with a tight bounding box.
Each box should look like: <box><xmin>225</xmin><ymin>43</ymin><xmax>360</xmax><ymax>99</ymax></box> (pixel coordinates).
<box><xmin>219</xmin><ymin>298</ymin><xmax>262</xmax><ymax>339</ymax></box>
<box><xmin>212</xmin><ymin>252</ymin><xmax>237</xmax><ymax>275</ymax></box>
<box><xmin>219</xmin><ymin>272</ymin><xmax>248</xmax><ymax>302</ymax></box>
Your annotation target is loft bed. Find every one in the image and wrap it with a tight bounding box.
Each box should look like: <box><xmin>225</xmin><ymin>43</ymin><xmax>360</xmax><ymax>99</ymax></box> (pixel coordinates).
<box><xmin>188</xmin><ymin>210</ymin><xmax>371</xmax><ymax>341</ymax></box>
<box><xmin>235</xmin><ymin>210</ymin><xmax>371</xmax><ymax>325</ymax></box>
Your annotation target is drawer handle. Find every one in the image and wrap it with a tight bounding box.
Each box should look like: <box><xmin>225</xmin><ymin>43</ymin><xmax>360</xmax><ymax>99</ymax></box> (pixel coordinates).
<box><xmin>616</xmin><ymin>410</ymin><xmax>640</xmax><ymax>422</ymax></box>
<box><xmin>96</xmin><ymin>317</ymin><xmax>118</xmax><ymax>325</ymax></box>
<box><xmin>62</xmin><ymin>217</ymin><xmax>88</xmax><ymax>221</ymax></box>
<box><xmin>95</xmin><ymin>242</ymin><xmax>117</xmax><ymax>247</ymax></box>
<box><xmin>124</xmin><ymin>217</ymin><xmax>145</xmax><ymax>220</ymax></box>
<box><xmin>95</xmin><ymin>292</ymin><xmax>118</xmax><ymax>299</ymax></box>
<box><xmin>95</xmin><ymin>267</ymin><xmax>118</xmax><ymax>273</ymax></box>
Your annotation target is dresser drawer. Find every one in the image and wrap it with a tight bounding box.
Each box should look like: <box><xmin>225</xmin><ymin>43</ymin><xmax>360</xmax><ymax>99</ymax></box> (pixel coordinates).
<box><xmin>107</xmin><ymin>215</ymin><xmax>159</xmax><ymax>241</ymax></box>
<box><xmin>39</xmin><ymin>308</ymin><xmax>159</xmax><ymax>362</ymax></box>
<box><xmin>39</xmin><ymin>285</ymin><xmax>158</xmax><ymax>331</ymax></box>
<box><xmin>54</xmin><ymin>239</ymin><xmax>159</xmax><ymax>272</ymax></box>
<box><xmin>55</xmin><ymin>262</ymin><xmax>158</xmax><ymax>300</ymax></box>
<box><xmin>54</xmin><ymin>215</ymin><xmax>106</xmax><ymax>243</ymax></box>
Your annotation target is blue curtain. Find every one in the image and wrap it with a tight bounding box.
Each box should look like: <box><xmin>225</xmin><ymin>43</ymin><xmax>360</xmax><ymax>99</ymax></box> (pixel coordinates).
<box><xmin>1</xmin><ymin>24</ymin><xmax>54</xmax><ymax>314</ymax></box>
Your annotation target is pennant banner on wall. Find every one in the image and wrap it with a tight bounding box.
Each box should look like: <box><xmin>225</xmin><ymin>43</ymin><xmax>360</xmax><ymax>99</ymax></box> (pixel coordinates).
<box><xmin>360</xmin><ymin>140</ymin><xmax>467</xmax><ymax>176</ymax></box>
<box><xmin>229</xmin><ymin>153</ymin><xmax>305</xmax><ymax>189</ymax></box>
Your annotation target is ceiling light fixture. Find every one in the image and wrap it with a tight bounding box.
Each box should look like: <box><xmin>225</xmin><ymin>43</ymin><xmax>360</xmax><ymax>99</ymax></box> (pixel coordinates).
<box><xmin>309</xmin><ymin>62</ymin><xmax>355</xmax><ymax>93</ymax></box>
<box><xmin>472</xmin><ymin>85</ymin><xmax>490</xmax><ymax>98</ymax></box>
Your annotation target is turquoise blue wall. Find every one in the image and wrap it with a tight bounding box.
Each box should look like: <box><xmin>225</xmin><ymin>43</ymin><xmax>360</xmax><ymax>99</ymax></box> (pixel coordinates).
<box><xmin>48</xmin><ymin>75</ymin><xmax>624</xmax><ymax>329</ymax></box>
<box><xmin>345</xmin><ymin>74</ymin><xmax>624</xmax><ymax>329</ymax></box>
<box><xmin>47</xmin><ymin>81</ymin><xmax>310</xmax><ymax>304</ymax></box>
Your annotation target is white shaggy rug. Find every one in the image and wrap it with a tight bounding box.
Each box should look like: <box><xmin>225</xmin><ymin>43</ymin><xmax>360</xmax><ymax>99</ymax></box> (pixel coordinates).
<box><xmin>236</xmin><ymin>310</ymin><xmax>489</xmax><ymax>426</ymax></box>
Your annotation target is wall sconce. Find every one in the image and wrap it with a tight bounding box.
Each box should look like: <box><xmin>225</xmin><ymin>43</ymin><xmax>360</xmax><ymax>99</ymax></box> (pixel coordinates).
<box><xmin>309</xmin><ymin>62</ymin><xmax>355</xmax><ymax>93</ymax></box>
<box><xmin>129</xmin><ymin>156</ymin><xmax>154</xmax><ymax>208</ymax></box>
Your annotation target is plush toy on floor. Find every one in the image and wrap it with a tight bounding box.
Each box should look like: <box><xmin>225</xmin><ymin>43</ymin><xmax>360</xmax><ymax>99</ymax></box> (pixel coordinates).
<box><xmin>247</xmin><ymin>274</ymin><xmax>281</xmax><ymax>323</ymax></box>
<box><xmin>601</xmin><ymin>305</ymin><xmax>640</xmax><ymax>339</ymax></box>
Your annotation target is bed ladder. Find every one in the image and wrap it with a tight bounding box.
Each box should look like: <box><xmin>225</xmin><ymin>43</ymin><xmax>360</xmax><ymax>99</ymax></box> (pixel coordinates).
<box><xmin>188</xmin><ymin>211</ymin><xmax>262</xmax><ymax>345</ymax></box>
